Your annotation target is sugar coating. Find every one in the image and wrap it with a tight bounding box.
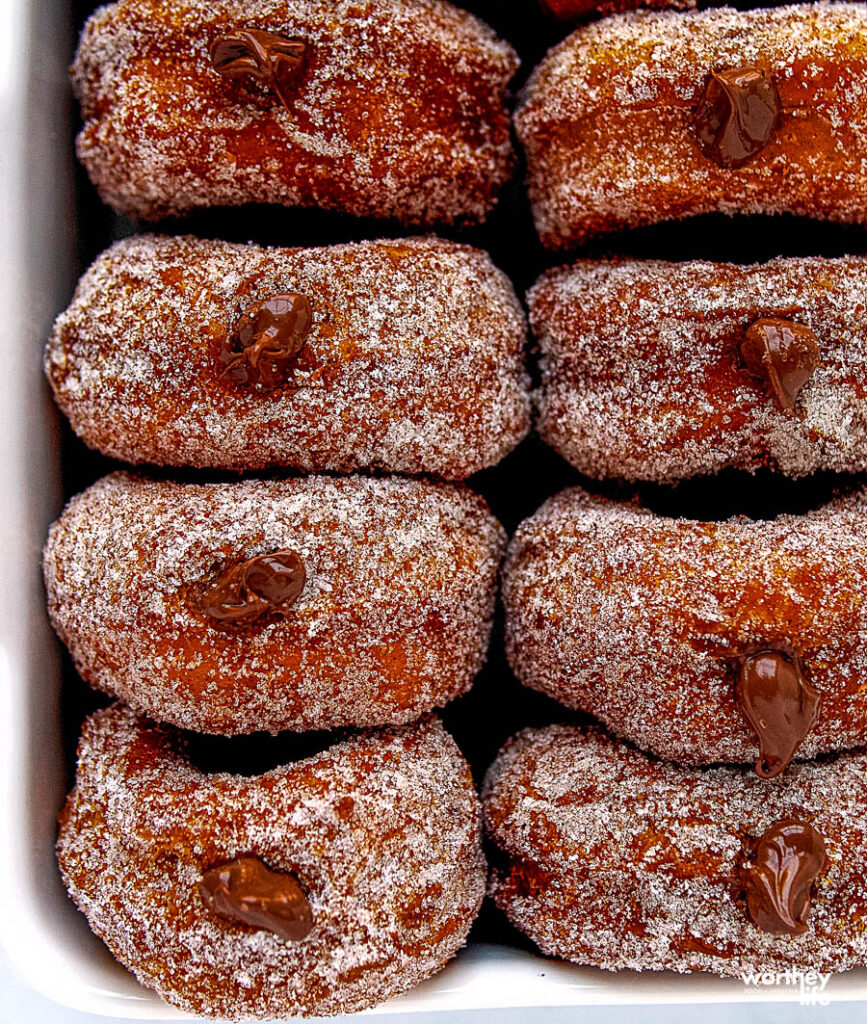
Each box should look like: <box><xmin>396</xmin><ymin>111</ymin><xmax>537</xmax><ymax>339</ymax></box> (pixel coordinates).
<box><xmin>503</xmin><ymin>485</ymin><xmax>867</xmax><ymax>766</ymax></box>
<box><xmin>483</xmin><ymin>723</ymin><xmax>867</xmax><ymax>975</ymax></box>
<box><xmin>515</xmin><ymin>3</ymin><xmax>867</xmax><ymax>247</ymax></box>
<box><xmin>57</xmin><ymin>704</ymin><xmax>486</xmax><ymax>1019</ymax></box>
<box><xmin>72</xmin><ymin>0</ymin><xmax>518</xmax><ymax>223</ymax></box>
<box><xmin>44</xmin><ymin>472</ymin><xmax>505</xmax><ymax>735</ymax></box>
<box><xmin>46</xmin><ymin>233</ymin><xmax>530</xmax><ymax>478</ymax></box>
<box><xmin>528</xmin><ymin>255</ymin><xmax>867</xmax><ymax>482</ymax></box>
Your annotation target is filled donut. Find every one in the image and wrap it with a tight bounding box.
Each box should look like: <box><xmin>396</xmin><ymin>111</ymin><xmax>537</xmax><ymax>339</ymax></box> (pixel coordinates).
<box><xmin>516</xmin><ymin>4</ymin><xmax>867</xmax><ymax>247</ymax></box>
<box><xmin>46</xmin><ymin>234</ymin><xmax>530</xmax><ymax>478</ymax></box>
<box><xmin>72</xmin><ymin>0</ymin><xmax>518</xmax><ymax>224</ymax></box>
<box><xmin>484</xmin><ymin>722</ymin><xmax>867</xmax><ymax>975</ymax></box>
<box><xmin>528</xmin><ymin>255</ymin><xmax>867</xmax><ymax>482</ymax></box>
<box><xmin>44</xmin><ymin>473</ymin><xmax>504</xmax><ymax>735</ymax></box>
<box><xmin>57</xmin><ymin>703</ymin><xmax>486</xmax><ymax>1018</ymax></box>
<box><xmin>503</xmin><ymin>485</ymin><xmax>867</xmax><ymax>776</ymax></box>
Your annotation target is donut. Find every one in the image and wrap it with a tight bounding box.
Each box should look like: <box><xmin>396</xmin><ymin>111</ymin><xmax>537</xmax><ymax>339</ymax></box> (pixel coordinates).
<box><xmin>528</xmin><ymin>256</ymin><xmax>867</xmax><ymax>482</ymax></box>
<box><xmin>44</xmin><ymin>472</ymin><xmax>505</xmax><ymax>735</ymax></box>
<box><xmin>503</xmin><ymin>485</ymin><xmax>867</xmax><ymax>775</ymax></box>
<box><xmin>515</xmin><ymin>4</ymin><xmax>867</xmax><ymax>248</ymax></box>
<box><xmin>57</xmin><ymin>703</ymin><xmax>486</xmax><ymax>1018</ymax></box>
<box><xmin>483</xmin><ymin>722</ymin><xmax>867</xmax><ymax>975</ymax></box>
<box><xmin>46</xmin><ymin>234</ymin><xmax>530</xmax><ymax>478</ymax></box>
<box><xmin>71</xmin><ymin>0</ymin><xmax>518</xmax><ymax>224</ymax></box>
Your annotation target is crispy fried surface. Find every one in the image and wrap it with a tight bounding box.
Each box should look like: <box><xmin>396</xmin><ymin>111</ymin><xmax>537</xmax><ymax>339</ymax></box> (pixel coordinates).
<box><xmin>516</xmin><ymin>4</ymin><xmax>867</xmax><ymax>247</ymax></box>
<box><xmin>72</xmin><ymin>0</ymin><xmax>518</xmax><ymax>223</ymax></box>
<box><xmin>44</xmin><ymin>473</ymin><xmax>505</xmax><ymax>734</ymax></box>
<box><xmin>484</xmin><ymin>723</ymin><xmax>867</xmax><ymax>974</ymax></box>
<box><xmin>58</xmin><ymin>705</ymin><xmax>486</xmax><ymax>1018</ymax></box>
<box><xmin>503</xmin><ymin>486</ymin><xmax>867</xmax><ymax>765</ymax></box>
<box><xmin>46</xmin><ymin>234</ymin><xmax>530</xmax><ymax>478</ymax></box>
<box><xmin>528</xmin><ymin>256</ymin><xmax>867</xmax><ymax>482</ymax></box>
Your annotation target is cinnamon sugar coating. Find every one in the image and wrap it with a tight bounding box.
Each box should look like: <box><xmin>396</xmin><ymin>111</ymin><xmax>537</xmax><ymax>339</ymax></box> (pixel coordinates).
<box><xmin>503</xmin><ymin>486</ymin><xmax>867</xmax><ymax>766</ymax></box>
<box><xmin>46</xmin><ymin>234</ymin><xmax>530</xmax><ymax>478</ymax></box>
<box><xmin>57</xmin><ymin>704</ymin><xmax>486</xmax><ymax>1018</ymax></box>
<box><xmin>72</xmin><ymin>0</ymin><xmax>518</xmax><ymax>224</ymax></box>
<box><xmin>483</xmin><ymin>723</ymin><xmax>867</xmax><ymax>975</ymax></box>
<box><xmin>528</xmin><ymin>256</ymin><xmax>867</xmax><ymax>482</ymax></box>
<box><xmin>44</xmin><ymin>473</ymin><xmax>505</xmax><ymax>735</ymax></box>
<box><xmin>516</xmin><ymin>4</ymin><xmax>867</xmax><ymax>247</ymax></box>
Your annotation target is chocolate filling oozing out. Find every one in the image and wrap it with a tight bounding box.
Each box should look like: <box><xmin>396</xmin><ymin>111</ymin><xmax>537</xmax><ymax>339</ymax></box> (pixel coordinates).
<box><xmin>740</xmin><ymin>318</ymin><xmax>821</xmax><ymax>416</ymax></box>
<box><xmin>219</xmin><ymin>293</ymin><xmax>314</xmax><ymax>391</ymax></box>
<box><xmin>735</xmin><ymin>649</ymin><xmax>820</xmax><ymax>779</ymax></box>
<box><xmin>694</xmin><ymin>65</ymin><xmax>781</xmax><ymax>169</ymax></box>
<box><xmin>210</xmin><ymin>29</ymin><xmax>306</xmax><ymax>116</ymax></box>
<box><xmin>199</xmin><ymin>549</ymin><xmax>306</xmax><ymax>626</ymax></box>
<box><xmin>199</xmin><ymin>856</ymin><xmax>314</xmax><ymax>942</ymax></box>
<box><xmin>741</xmin><ymin>819</ymin><xmax>826</xmax><ymax>935</ymax></box>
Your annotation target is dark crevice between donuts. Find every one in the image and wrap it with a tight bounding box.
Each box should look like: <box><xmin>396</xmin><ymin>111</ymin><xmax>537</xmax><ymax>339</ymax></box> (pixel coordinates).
<box><xmin>181</xmin><ymin>727</ymin><xmax>347</xmax><ymax>777</ymax></box>
<box><xmin>627</xmin><ymin>469</ymin><xmax>863</xmax><ymax>522</ymax></box>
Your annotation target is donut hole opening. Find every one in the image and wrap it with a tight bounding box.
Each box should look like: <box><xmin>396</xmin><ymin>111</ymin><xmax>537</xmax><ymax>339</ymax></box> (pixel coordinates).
<box><xmin>182</xmin><ymin>727</ymin><xmax>345</xmax><ymax>777</ymax></box>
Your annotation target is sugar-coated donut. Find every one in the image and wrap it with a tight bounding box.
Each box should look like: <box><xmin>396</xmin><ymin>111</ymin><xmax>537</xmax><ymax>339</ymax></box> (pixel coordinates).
<box><xmin>528</xmin><ymin>256</ymin><xmax>867</xmax><ymax>482</ymax></box>
<box><xmin>57</xmin><ymin>704</ymin><xmax>486</xmax><ymax>1019</ymax></box>
<box><xmin>503</xmin><ymin>486</ymin><xmax>867</xmax><ymax>775</ymax></box>
<box><xmin>72</xmin><ymin>0</ymin><xmax>518</xmax><ymax>224</ymax></box>
<box><xmin>483</xmin><ymin>723</ymin><xmax>867</xmax><ymax>975</ymax></box>
<box><xmin>46</xmin><ymin>234</ymin><xmax>530</xmax><ymax>478</ymax></box>
<box><xmin>516</xmin><ymin>4</ymin><xmax>867</xmax><ymax>247</ymax></box>
<box><xmin>44</xmin><ymin>473</ymin><xmax>504</xmax><ymax>735</ymax></box>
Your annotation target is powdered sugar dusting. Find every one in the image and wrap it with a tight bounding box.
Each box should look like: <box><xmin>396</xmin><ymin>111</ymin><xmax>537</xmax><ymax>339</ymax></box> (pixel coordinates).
<box><xmin>503</xmin><ymin>485</ymin><xmax>867</xmax><ymax>766</ymax></box>
<box><xmin>483</xmin><ymin>723</ymin><xmax>867</xmax><ymax>975</ymax></box>
<box><xmin>46</xmin><ymin>233</ymin><xmax>530</xmax><ymax>478</ymax></box>
<box><xmin>57</xmin><ymin>704</ymin><xmax>486</xmax><ymax>1018</ymax></box>
<box><xmin>44</xmin><ymin>472</ymin><xmax>505</xmax><ymax>734</ymax></box>
<box><xmin>516</xmin><ymin>3</ymin><xmax>867</xmax><ymax>247</ymax></box>
<box><xmin>72</xmin><ymin>0</ymin><xmax>518</xmax><ymax>223</ymax></box>
<box><xmin>528</xmin><ymin>255</ymin><xmax>867</xmax><ymax>482</ymax></box>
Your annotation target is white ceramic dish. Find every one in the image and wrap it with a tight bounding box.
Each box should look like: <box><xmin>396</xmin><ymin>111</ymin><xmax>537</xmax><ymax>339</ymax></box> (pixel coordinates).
<box><xmin>2</xmin><ymin>0</ymin><xmax>867</xmax><ymax>1017</ymax></box>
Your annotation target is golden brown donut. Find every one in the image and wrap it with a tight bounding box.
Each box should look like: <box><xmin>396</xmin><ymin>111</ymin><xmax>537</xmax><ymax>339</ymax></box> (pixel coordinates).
<box><xmin>483</xmin><ymin>722</ymin><xmax>867</xmax><ymax>975</ymax></box>
<box><xmin>46</xmin><ymin>234</ymin><xmax>530</xmax><ymax>478</ymax></box>
<box><xmin>44</xmin><ymin>473</ymin><xmax>505</xmax><ymax>735</ymax></box>
<box><xmin>528</xmin><ymin>256</ymin><xmax>867</xmax><ymax>482</ymax></box>
<box><xmin>503</xmin><ymin>485</ymin><xmax>867</xmax><ymax>774</ymax></box>
<box><xmin>58</xmin><ymin>704</ymin><xmax>486</xmax><ymax>1019</ymax></box>
<box><xmin>516</xmin><ymin>4</ymin><xmax>867</xmax><ymax>248</ymax></box>
<box><xmin>72</xmin><ymin>0</ymin><xmax>518</xmax><ymax>224</ymax></box>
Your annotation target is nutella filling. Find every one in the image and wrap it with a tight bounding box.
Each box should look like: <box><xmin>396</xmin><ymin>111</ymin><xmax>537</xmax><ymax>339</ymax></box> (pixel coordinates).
<box><xmin>219</xmin><ymin>293</ymin><xmax>313</xmax><ymax>390</ymax></box>
<box><xmin>740</xmin><ymin>317</ymin><xmax>821</xmax><ymax>416</ymax></box>
<box><xmin>694</xmin><ymin>65</ymin><xmax>781</xmax><ymax>168</ymax></box>
<box><xmin>199</xmin><ymin>856</ymin><xmax>314</xmax><ymax>942</ymax></box>
<box><xmin>210</xmin><ymin>29</ymin><xmax>306</xmax><ymax>115</ymax></box>
<box><xmin>741</xmin><ymin>820</ymin><xmax>826</xmax><ymax>936</ymax></box>
<box><xmin>735</xmin><ymin>649</ymin><xmax>820</xmax><ymax>779</ymax></box>
<box><xmin>199</xmin><ymin>549</ymin><xmax>306</xmax><ymax>625</ymax></box>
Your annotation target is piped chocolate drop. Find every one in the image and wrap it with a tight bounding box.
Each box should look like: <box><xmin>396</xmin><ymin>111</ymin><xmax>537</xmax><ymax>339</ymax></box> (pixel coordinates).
<box><xmin>735</xmin><ymin>649</ymin><xmax>820</xmax><ymax>779</ymax></box>
<box><xmin>741</xmin><ymin>819</ymin><xmax>825</xmax><ymax>936</ymax></box>
<box><xmin>199</xmin><ymin>549</ymin><xmax>306</xmax><ymax>626</ymax></box>
<box><xmin>740</xmin><ymin>317</ymin><xmax>820</xmax><ymax>416</ymax></box>
<box><xmin>694</xmin><ymin>65</ymin><xmax>781</xmax><ymax>168</ymax></box>
<box><xmin>210</xmin><ymin>30</ymin><xmax>306</xmax><ymax>115</ymax></box>
<box><xmin>219</xmin><ymin>293</ymin><xmax>313</xmax><ymax>390</ymax></box>
<box><xmin>199</xmin><ymin>856</ymin><xmax>313</xmax><ymax>942</ymax></box>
